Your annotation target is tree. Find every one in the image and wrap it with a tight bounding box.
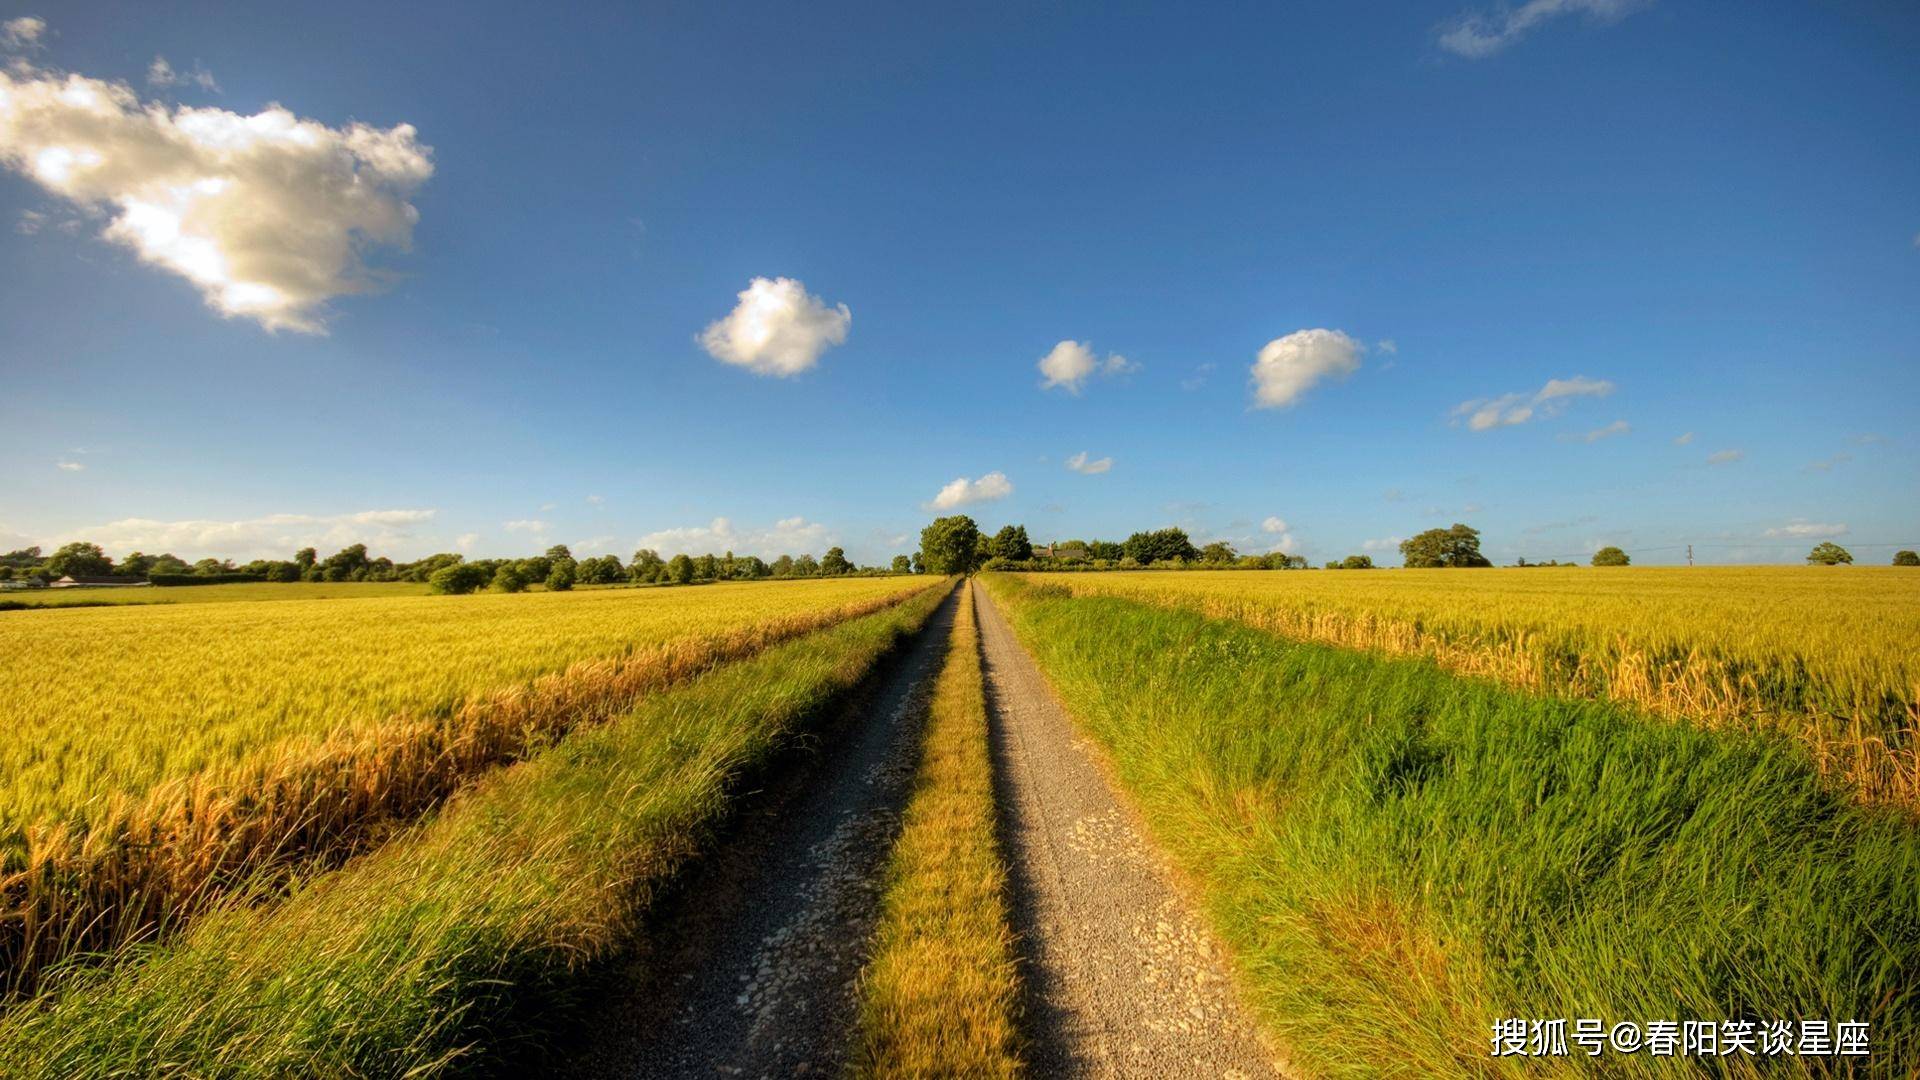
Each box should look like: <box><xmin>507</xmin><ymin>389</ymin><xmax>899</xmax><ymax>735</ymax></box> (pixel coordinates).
<box><xmin>629</xmin><ymin>548</ymin><xmax>665</xmax><ymax>583</ymax></box>
<box><xmin>691</xmin><ymin>554</ymin><xmax>720</xmax><ymax>581</ymax></box>
<box><xmin>546</xmin><ymin>561</ymin><xmax>576</xmax><ymax>591</ymax></box>
<box><xmin>1122</xmin><ymin>528</ymin><xmax>1199</xmax><ymax>564</ymax></box>
<box><xmin>989</xmin><ymin>524</ymin><xmax>1033</xmax><ymax>561</ymax></box>
<box><xmin>428</xmin><ymin>563</ymin><xmax>490</xmax><ymax>595</ymax></box>
<box><xmin>921</xmin><ymin>516</ymin><xmax>984</xmax><ymax>574</ymax></box>
<box><xmin>45</xmin><ymin>542</ymin><xmax>113</xmax><ymax>578</ymax></box>
<box><xmin>666</xmin><ymin>553</ymin><xmax>695</xmax><ymax>584</ymax></box>
<box><xmin>1399</xmin><ymin>524</ymin><xmax>1491</xmax><ymax>568</ymax></box>
<box><xmin>793</xmin><ymin>553</ymin><xmax>821</xmax><ymax>576</ymax></box>
<box><xmin>911</xmin><ymin>551</ymin><xmax>925</xmax><ymax>574</ymax></box>
<box><xmin>545</xmin><ymin>544</ymin><xmax>573</xmax><ymax>562</ymax></box>
<box><xmin>294</xmin><ymin>547</ymin><xmax>317</xmax><ymax>571</ymax></box>
<box><xmin>490</xmin><ymin>564</ymin><xmax>528</xmax><ymax>593</ymax></box>
<box><xmin>1199</xmin><ymin>541</ymin><xmax>1237</xmax><ymax>565</ymax></box>
<box><xmin>770</xmin><ymin>554</ymin><xmax>796</xmax><ymax>577</ymax></box>
<box><xmin>1591</xmin><ymin>546</ymin><xmax>1630</xmax><ymax>567</ymax></box>
<box><xmin>891</xmin><ymin>554</ymin><xmax>912</xmax><ymax>574</ymax></box>
<box><xmin>1088</xmin><ymin>540</ymin><xmax>1124</xmax><ymax>561</ymax></box>
<box><xmin>1806</xmin><ymin>542</ymin><xmax>1853</xmax><ymax>565</ymax></box>
<box><xmin>1341</xmin><ymin>554</ymin><xmax>1375</xmax><ymax>569</ymax></box>
<box><xmin>820</xmin><ymin>547</ymin><xmax>853</xmax><ymax>576</ymax></box>
<box><xmin>1895</xmin><ymin>550</ymin><xmax>1920</xmax><ymax>567</ymax></box>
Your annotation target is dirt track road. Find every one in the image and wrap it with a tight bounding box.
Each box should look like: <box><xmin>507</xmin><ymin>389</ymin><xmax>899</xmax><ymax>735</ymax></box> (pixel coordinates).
<box><xmin>974</xmin><ymin>583</ymin><xmax>1288</xmax><ymax>1079</ymax></box>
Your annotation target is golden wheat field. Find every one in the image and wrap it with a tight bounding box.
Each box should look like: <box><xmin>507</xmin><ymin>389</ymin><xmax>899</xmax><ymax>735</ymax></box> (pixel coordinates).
<box><xmin>1044</xmin><ymin>567</ymin><xmax>1920</xmax><ymax>804</ymax></box>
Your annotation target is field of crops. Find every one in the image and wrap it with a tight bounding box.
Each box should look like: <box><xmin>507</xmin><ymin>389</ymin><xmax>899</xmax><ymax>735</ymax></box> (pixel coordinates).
<box><xmin>0</xmin><ymin>581</ymin><xmax>431</xmax><ymax>607</ymax></box>
<box><xmin>0</xmin><ymin>576</ymin><xmax>937</xmax><ymax>996</ymax></box>
<box><xmin>1040</xmin><ymin>567</ymin><xmax>1920</xmax><ymax>805</ymax></box>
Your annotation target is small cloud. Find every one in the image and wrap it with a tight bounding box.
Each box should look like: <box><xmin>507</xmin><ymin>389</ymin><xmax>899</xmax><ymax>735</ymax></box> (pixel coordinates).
<box><xmin>1764</xmin><ymin>519</ymin><xmax>1848</xmax><ymax>539</ymax></box>
<box><xmin>1065</xmin><ymin>451</ymin><xmax>1112</xmax><ymax>475</ymax></box>
<box><xmin>16</xmin><ymin>209</ymin><xmax>45</xmax><ymax>234</ymax></box>
<box><xmin>2</xmin><ymin>16</ymin><xmax>45</xmax><ymax>49</ymax></box>
<box><xmin>636</xmin><ymin>515</ymin><xmax>832</xmax><ymax>557</ymax></box>
<box><xmin>1706</xmin><ymin>449</ymin><xmax>1744</xmax><ymax>465</ymax></box>
<box><xmin>55</xmin><ymin>460</ymin><xmax>84</xmax><ymax>471</ymax></box>
<box><xmin>1673</xmin><ymin>431</ymin><xmax>1695</xmax><ymax>446</ymax></box>
<box><xmin>1260</xmin><ymin>517</ymin><xmax>1297</xmax><ymax>553</ymax></box>
<box><xmin>146</xmin><ymin>55</ymin><xmax>219</xmax><ymax>92</ymax></box>
<box><xmin>1383</xmin><ymin>488</ymin><xmax>1408</xmax><ymax>502</ymax></box>
<box><xmin>574</xmin><ymin>535</ymin><xmax>615</xmax><ymax>553</ymax></box>
<box><xmin>1462</xmin><ymin>502</ymin><xmax>1484</xmax><ymax>513</ymax></box>
<box><xmin>1804</xmin><ymin>453</ymin><xmax>1852</xmax><ymax>474</ymax></box>
<box><xmin>698</xmin><ymin>277</ymin><xmax>850</xmax><ymax>377</ymax></box>
<box><xmin>1453</xmin><ymin>375</ymin><xmax>1613</xmax><ymax>431</ymax></box>
<box><xmin>927</xmin><ymin>472</ymin><xmax>1013</xmax><ymax>510</ymax></box>
<box><xmin>1559</xmin><ymin>418</ymin><xmax>1631</xmax><ymax>444</ymax></box>
<box><xmin>1037</xmin><ymin>340</ymin><xmax>1135</xmax><ymax>394</ymax></box>
<box><xmin>1179</xmin><ymin>362</ymin><xmax>1215</xmax><ymax>392</ymax></box>
<box><xmin>454</xmin><ymin>532</ymin><xmax>479</xmax><ymax>552</ymax></box>
<box><xmin>503</xmin><ymin>519</ymin><xmax>550</xmax><ymax>534</ymax></box>
<box><xmin>1437</xmin><ymin>0</ymin><xmax>1648</xmax><ymax>60</ymax></box>
<box><xmin>1250</xmin><ymin>328</ymin><xmax>1362</xmax><ymax>409</ymax></box>
<box><xmin>1362</xmin><ymin>536</ymin><xmax>1404</xmax><ymax>552</ymax></box>
<box><xmin>1376</xmin><ymin>339</ymin><xmax>1398</xmax><ymax>354</ymax></box>
<box><xmin>585</xmin><ymin>494</ymin><xmax>605</xmax><ymax>505</ymax></box>
<box><xmin>1851</xmin><ymin>432</ymin><xmax>1886</xmax><ymax>446</ymax></box>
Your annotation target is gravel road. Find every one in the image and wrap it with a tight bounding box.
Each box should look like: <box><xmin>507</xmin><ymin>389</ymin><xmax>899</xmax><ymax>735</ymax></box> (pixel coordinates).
<box><xmin>974</xmin><ymin>583</ymin><xmax>1289</xmax><ymax>1079</ymax></box>
<box><xmin>560</xmin><ymin>586</ymin><xmax>958</xmax><ymax>1079</ymax></box>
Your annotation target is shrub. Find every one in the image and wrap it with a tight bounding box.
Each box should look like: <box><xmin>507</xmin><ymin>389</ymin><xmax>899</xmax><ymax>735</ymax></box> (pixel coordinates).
<box><xmin>1591</xmin><ymin>546</ymin><xmax>1630</xmax><ymax>567</ymax></box>
<box><xmin>149</xmin><ymin>573</ymin><xmax>266</xmax><ymax>587</ymax></box>
<box><xmin>489</xmin><ymin>566</ymin><xmax>528</xmax><ymax>594</ymax></box>
<box><xmin>545</xmin><ymin>562</ymin><xmax>576</xmax><ymax>592</ymax></box>
<box><xmin>1895</xmin><ymin>550</ymin><xmax>1919</xmax><ymax>567</ymax></box>
<box><xmin>427</xmin><ymin>564</ymin><xmax>488</xmax><ymax>595</ymax></box>
<box><xmin>1807</xmin><ymin>542</ymin><xmax>1854</xmax><ymax>566</ymax></box>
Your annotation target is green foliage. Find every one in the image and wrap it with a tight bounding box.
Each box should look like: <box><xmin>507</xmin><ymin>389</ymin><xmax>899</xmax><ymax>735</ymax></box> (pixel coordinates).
<box><xmin>1895</xmin><ymin>550</ymin><xmax>1920</xmax><ymax>567</ymax></box>
<box><xmin>989</xmin><ymin>525</ymin><xmax>1033</xmax><ymax>562</ymax></box>
<box><xmin>891</xmin><ymin>555</ymin><xmax>912</xmax><ymax>574</ymax></box>
<box><xmin>576</xmin><ymin>555</ymin><xmax>623</xmax><ymax>585</ymax></box>
<box><xmin>544</xmin><ymin>545</ymin><xmax>573</xmax><ymax>562</ymax></box>
<box><xmin>1591</xmin><ymin>545</ymin><xmax>1630</xmax><ymax>567</ymax></box>
<box><xmin>149</xmin><ymin>573</ymin><xmax>266</xmax><ymax>587</ymax></box>
<box><xmin>793</xmin><ymin>553</ymin><xmax>820</xmax><ymax>577</ymax></box>
<box><xmin>666</xmin><ymin>553</ymin><xmax>695</xmax><ymax>585</ymax></box>
<box><xmin>821</xmin><ymin>547</ymin><xmax>854</xmax><ymax>576</ymax></box>
<box><xmin>427</xmin><ymin>564</ymin><xmax>489</xmax><ymax>595</ymax></box>
<box><xmin>629</xmin><ymin>549</ymin><xmax>665</xmax><ymax>583</ymax></box>
<box><xmin>488</xmin><ymin>565</ymin><xmax>528</xmax><ymax>594</ymax></box>
<box><xmin>544</xmin><ymin>561</ymin><xmax>576</xmax><ymax>592</ymax></box>
<box><xmin>1199</xmin><ymin>541</ymin><xmax>1237</xmax><ymax>564</ymax></box>
<box><xmin>45</xmin><ymin>542</ymin><xmax>113</xmax><ymax>578</ymax></box>
<box><xmin>1806</xmin><ymin>542</ymin><xmax>1854</xmax><ymax>566</ymax></box>
<box><xmin>921</xmin><ymin>516</ymin><xmax>984</xmax><ymax>574</ymax></box>
<box><xmin>1399</xmin><ymin>523</ymin><xmax>1491</xmax><ymax>568</ymax></box>
<box><xmin>1121</xmin><ymin>528</ymin><xmax>1198</xmax><ymax>564</ymax></box>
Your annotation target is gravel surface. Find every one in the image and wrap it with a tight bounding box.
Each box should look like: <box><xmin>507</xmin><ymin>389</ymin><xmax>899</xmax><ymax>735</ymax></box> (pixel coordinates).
<box><xmin>560</xmin><ymin>587</ymin><xmax>958</xmax><ymax>1079</ymax></box>
<box><xmin>974</xmin><ymin>584</ymin><xmax>1290</xmax><ymax>1079</ymax></box>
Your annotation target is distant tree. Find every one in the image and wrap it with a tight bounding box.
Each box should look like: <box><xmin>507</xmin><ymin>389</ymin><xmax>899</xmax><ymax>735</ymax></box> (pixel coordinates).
<box><xmin>793</xmin><ymin>553</ymin><xmax>821</xmax><ymax>576</ymax></box>
<box><xmin>989</xmin><ymin>525</ymin><xmax>1033</xmax><ymax>561</ymax></box>
<box><xmin>891</xmin><ymin>554</ymin><xmax>912</xmax><ymax>574</ymax></box>
<box><xmin>1591</xmin><ymin>546</ymin><xmax>1630</xmax><ymax>567</ymax></box>
<box><xmin>1806</xmin><ymin>542</ymin><xmax>1854</xmax><ymax>566</ymax></box>
<box><xmin>545</xmin><ymin>544</ymin><xmax>573</xmax><ymax>562</ymax></box>
<box><xmin>294</xmin><ymin>547</ymin><xmax>318</xmax><ymax>571</ymax></box>
<box><xmin>629</xmin><ymin>548</ymin><xmax>665</xmax><ymax>583</ymax></box>
<box><xmin>1122</xmin><ymin>528</ymin><xmax>1199</xmax><ymax>564</ymax></box>
<box><xmin>1341</xmin><ymin>554</ymin><xmax>1375</xmax><ymax>569</ymax></box>
<box><xmin>1087</xmin><ymin>540</ymin><xmax>1125</xmax><ymax>561</ymax></box>
<box><xmin>265</xmin><ymin>561</ymin><xmax>302</xmax><ymax>583</ymax></box>
<box><xmin>921</xmin><ymin>516</ymin><xmax>984</xmax><ymax>574</ymax></box>
<box><xmin>320</xmin><ymin>544</ymin><xmax>369</xmax><ymax>582</ymax></box>
<box><xmin>911</xmin><ymin>551</ymin><xmax>925</xmax><ymax>574</ymax></box>
<box><xmin>738</xmin><ymin>555</ymin><xmax>769</xmax><ymax>578</ymax></box>
<box><xmin>489</xmin><ymin>564</ymin><xmax>528</xmax><ymax>593</ymax></box>
<box><xmin>428</xmin><ymin>563</ymin><xmax>490</xmax><ymax>595</ymax></box>
<box><xmin>821</xmin><ymin>547</ymin><xmax>854</xmax><ymax>576</ymax></box>
<box><xmin>578</xmin><ymin>555</ymin><xmax>623</xmax><ymax>585</ymax></box>
<box><xmin>545</xmin><ymin>560</ymin><xmax>576</xmax><ymax>591</ymax></box>
<box><xmin>666</xmin><ymin>553</ymin><xmax>695</xmax><ymax>584</ymax></box>
<box><xmin>114</xmin><ymin>551</ymin><xmax>155</xmax><ymax>578</ymax></box>
<box><xmin>691</xmin><ymin>554</ymin><xmax>720</xmax><ymax>581</ymax></box>
<box><xmin>45</xmin><ymin>541</ymin><xmax>113</xmax><ymax>578</ymax></box>
<box><xmin>1199</xmin><ymin>541</ymin><xmax>1237</xmax><ymax>564</ymax></box>
<box><xmin>770</xmin><ymin>554</ymin><xmax>796</xmax><ymax>577</ymax></box>
<box><xmin>1399</xmin><ymin>524</ymin><xmax>1491</xmax><ymax>568</ymax></box>
<box><xmin>1895</xmin><ymin>550</ymin><xmax>1920</xmax><ymax>567</ymax></box>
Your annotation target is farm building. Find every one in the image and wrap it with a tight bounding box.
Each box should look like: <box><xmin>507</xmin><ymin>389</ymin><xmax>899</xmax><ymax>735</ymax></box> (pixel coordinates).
<box><xmin>50</xmin><ymin>575</ymin><xmax>149</xmax><ymax>588</ymax></box>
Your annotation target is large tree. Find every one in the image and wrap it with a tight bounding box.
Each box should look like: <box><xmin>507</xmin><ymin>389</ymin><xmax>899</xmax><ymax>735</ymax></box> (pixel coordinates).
<box><xmin>989</xmin><ymin>524</ymin><xmax>1033</xmax><ymax>561</ymax></box>
<box><xmin>1199</xmin><ymin>541</ymin><xmax>1237</xmax><ymax>564</ymax></box>
<box><xmin>921</xmin><ymin>515</ymin><xmax>984</xmax><ymax>573</ymax></box>
<box><xmin>1806</xmin><ymin>542</ymin><xmax>1853</xmax><ymax>565</ymax></box>
<box><xmin>1591</xmin><ymin>546</ymin><xmax>1630</xmax><ymax>567</ymax></box>
<box><xmin>1122</xmin><ymin>528</ymin><xmax>1199</xmax><ymax>564</ymax></box>
<box><xmin>1399</xmin><ymin>524</ymin><xmax>1491</xmax><ymax>568</ymax></box>
<box><xmin>45</xmin><ymin>542</ymin><xmax>112</xmax><ymax>578</ymax></box>
<box><xmin>891</xmin><ymin>554</ymin><xmax>912</xmax><ymax>573</ymax></box>
<box><xmin>820</xmin><ymin>547</ymin><xmax>853</xmax><ymax>575</ymax></box>
<box><xmin>1895</xmin><ymin>550</ymin><xmax>1919</xmax><ymax>567</ymax></box>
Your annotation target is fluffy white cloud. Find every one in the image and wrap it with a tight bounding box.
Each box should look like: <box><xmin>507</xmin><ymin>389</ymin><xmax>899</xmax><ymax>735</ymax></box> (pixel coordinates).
<box><xmin>1362</xmin><ymin>536</ymin><xmax>1404</xmax><ymax>552</ymax></box>
<box><xmin>0</xmin><ymin>58</ymin><xmax>432</xmax><ymax>333</ymax></box>
<box><xmin>1260</xmin><ymin>516</ymin><xmax>1299</xmax><ymax>553</ymax></box>
<box><xmin>1764</xmin><ymin>520</ymin><xmax>1848</xmax><ymax>539</ymax></box>
<box><xmin>698</xmin><ymin>277</ymin><xmax>850</xmax><ymax>377</ymax></box>
<box><xmin>928</xmin><ymin>472</ymin><xmax>1013</xmax><ymax>510</ymax></box>
<box><xmin>454</xmin><ymin>532</ymin><xmax>479</xmax><ymax>552</ymax></box>
<box><xmin>1</xmin><ymin>16</ymin><xmax>45</xmax><ymax>49</ymax></box>
<box><xmin>1438</xmin><ymin>0</ymin><xmax>1646</xmax><ymax>59</ymax></box>
<box><xmin>1673</xmin><ymin>431</ymin><xmax>1695</xmax><ymax>446</ymax></box>
<box><xmin>1036</xmin><ymin>340</ymin><xmax>1135</xmax><ymax>393</ymax></box>
<box><xmin>1560</xmin><ymin>418</ymin><xmax>1631</xmax><ymax>443</ymax></box>
<box><xmin>146</xmin><ymin>56</ymin><xmax>219</xmax><ymax>93</ymax></box>
<box><xmin>1453</xmin><ymin>375</ymin><xmax>1613</xmax><ymax>431</ymax></box>
<box><xmin>1707</xmin><ymin>449</ymin><xmax>1744</xmax><ymax>465</ymax></box>
<box><xmin>635</xmin><ymin>515</ymin><xmax>832</xmax><ymax>557</ymax></box>
<box><xmin>1249</xmin><ymin>328</ymin><xmax>1362</xmax><ymax>409</ymax></box>
<box><xmin>55</xmin><ymin>460</ymin><xmax>84</xmax><ymax>471</ymax></box>
<box><xmin>65</xmin><ymin>508</ymin><xmax>438</xmax><ymax>559</ymax></box>
<box><xmin>1065</xmin><ymin>451</ymin><xmax>1112</xmax><ymax>475</ymax></box>
<box><xmin>503</xmin><ymin>519</ymin><xmax>550</xmax><ymax>534</ymax></box>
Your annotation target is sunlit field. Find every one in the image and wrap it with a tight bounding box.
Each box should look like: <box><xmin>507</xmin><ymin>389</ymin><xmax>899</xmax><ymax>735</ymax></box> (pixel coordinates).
<box><xmin>0</xmin><ymin>581</ymin><xmax>432</xmax><ymax>608</ymax></box>
<box><xmin>1039</xmin><ymin>567</ymin><xmax>1920</xmax><ymax>805</ymax></box>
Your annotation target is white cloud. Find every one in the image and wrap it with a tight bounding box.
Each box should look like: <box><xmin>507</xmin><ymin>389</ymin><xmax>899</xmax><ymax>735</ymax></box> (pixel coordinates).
<box><xmin>146</xmin><ymin>56</ymin><xmax>219</xmax><ymax>93</ymax></box>
<box><xmin>698</xmin><ymin>276</ymin><xmax>850</xmax><ymax>377</ymax></box>
<box><xmin>1453</xmin><ymin>375</ymin><xmax>1613</xmax><ymax>431</ymax></box>
<box><xmin>1</xmin><ymin>16</ymin><xmax>45</xmax><ymax>49</ymax></box>
<box><xmin>635</xmin><ymin>515</ymin><xmax>832</xmax><ymax>557</ymax></box>
<box><xmin>585</xmin><ymin>493</ymin><xmax>604</xmax><ymax>505</ymax></box>
<box><xmin>1065</xmin><ymin>451</ymin><xmax>1112</xmax><ymax>475</ymax></box>
<box><xmin>1362</xmin><ymin>536</ymin><xmax>1404</xmax><ymax>552</ymax></box>
<box><xmin>1250</xmin><ymin>328</ymin><xmax>1362</xmax><ymax>409</ymax></box>
<box><xmin>1037</xmin><ymin>340</ymin><xmax>1135</xmax><ymax>394</ymax></box>
<box><xmin>65</xmin><ymin>508</ymin><xmax>438</xmax><ymax>560</ymax></box>
<box><xmin>55</xmin><ymin>460</ymin><xmax>84</xmax><ymax>471</ymax></box>
<box><xmin>1673</xmin><ymin>431</ymin><xmax>1695</xmax><ymax>446</ymax></box>
<box><xmin>573</xmin><ymin>535</ymin><xmax>615</xmax><ymax>554</ymax></box>
<box><xmin>16</xmin><ymin>208</ymin><xmax>44</xmax><ymax>233</ymax></box>
<box><xmin>1560</xmin><ymin>418</ymin><xmax>1631</xmax><ymax>443</ymax></box>
<box><xmin>0</xmin><ymin>59</ymin><xmax>432</xmax><ymax>333</ymax></box>
<box><xmin>1764</xmin><ymin>520</ymin><xmax>1848</xmax><ymax>539</ymax></box>
<box><xmin>928</xmin><ymin>472</ymin><xmax>1013</xmax><ymax>510</ymax></box>
<box><xmin>1260</xmin><ymin>516</ymin><xmax>1298</xmax><ymax>553</ymax></box>
<box><xmin>1805</xmin><ymin>453</ymin><xmax>1851</xmax><ymax>473</ymax></box>
<box><xmin>503</xmin><ymin>519</ymin><xmax>550</xmax><ymax>534</ymax></box>
<box><xmin>454</xmin><ymin>532</ymin><xmax>478</xmax><ymax>552</ymax></box>
<box><xmin>1438</xmin><ymin>0</ymin><xmax>1647</xmax><ymax>59</ymax></box>
<box><xmin>1707</xmin><ymin>449</ymin><xmax>1744</xmax><ymax>465</ymax></box>
<box><xmin>1376</xmin><ymin>339</ymin><xmax>1398</xmax><ymax>355</ymax></box>
<box><xmin>1179</xmin><ymin>362</ymin><xmax>1215</xmax><ymax>392</ymax></box>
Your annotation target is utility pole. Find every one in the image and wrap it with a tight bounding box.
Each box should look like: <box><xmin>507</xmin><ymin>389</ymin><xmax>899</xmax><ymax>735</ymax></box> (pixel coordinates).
<box><xmin>1687</xmin><ymin>544</ymin><xmax>1693</xmax><ymax>567</ymax></box>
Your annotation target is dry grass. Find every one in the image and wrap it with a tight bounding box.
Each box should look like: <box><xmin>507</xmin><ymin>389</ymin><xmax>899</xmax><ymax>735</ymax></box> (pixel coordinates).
<box><xmin>1039</xmin><ymin>568</ymin><xmax>1920</xmax><ymax>806</ymax></box>
<box><xmin>850</xmin><ymin>584</ymin><xmax>1023</xmax><ymax>1078</ymax></box>
<box><xmin>0</xmin><ymin>578</ymin><xmax>938</xmax><ymax>999</ymax></box>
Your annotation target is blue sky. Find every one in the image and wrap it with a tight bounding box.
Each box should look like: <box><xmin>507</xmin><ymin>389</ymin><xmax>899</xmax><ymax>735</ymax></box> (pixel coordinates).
<box><xmin>1</xmin><ymin>1</ymin><xmax>1915</xmax><ymax>566</ymax></box>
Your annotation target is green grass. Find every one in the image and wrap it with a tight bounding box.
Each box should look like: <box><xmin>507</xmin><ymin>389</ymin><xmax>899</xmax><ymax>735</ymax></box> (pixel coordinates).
<box><xmin>0</xmin><ymin>582</ymin><xmax>953</xmax><ymax>1077</ymax></box>
<box><xmin>0</xmin><ymin>581</ymin><xmax>432</xmax><ymax>608</ymax></box>
<box><xmin>851</xmin><ymin>584</ymin><xmax>1023</xmax><ymax>1078</ymax></box>
<box><xmin>982</xmin><ymin>574</ymin><xmax>1919</xmax><ymax>1078</ymax></box>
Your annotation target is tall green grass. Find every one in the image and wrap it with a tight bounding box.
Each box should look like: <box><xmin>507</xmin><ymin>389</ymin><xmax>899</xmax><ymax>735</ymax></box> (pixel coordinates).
<box><xmin>0</xmin><ymin>582</ymin><xmax>952</xmax><ymax>1077</ymax></box>
<box><xmin>983</xmin><ymin>575</ymin><xmax>1919</xmax><ymax>1077</ymax></box>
